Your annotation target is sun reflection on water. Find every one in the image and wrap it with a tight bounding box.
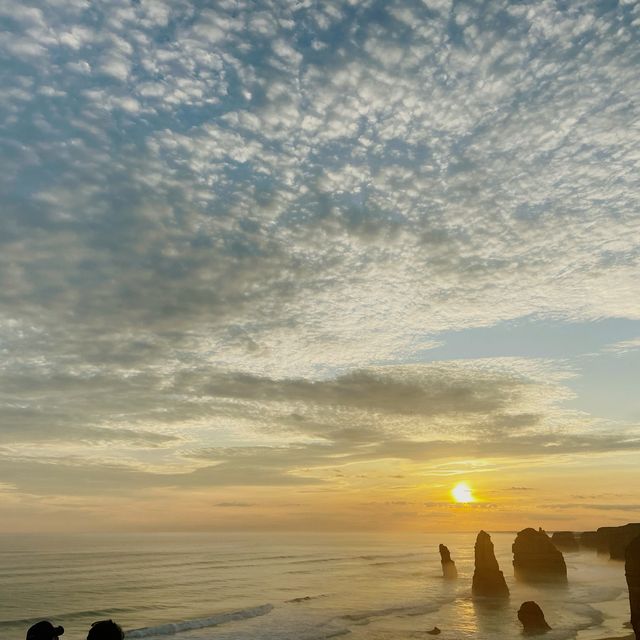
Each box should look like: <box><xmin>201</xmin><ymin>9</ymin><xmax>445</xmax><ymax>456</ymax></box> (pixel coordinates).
<box><xmin>452</xmin><ymin>598</ymin><xmax>478</xmax><ymax>635</ymax></box>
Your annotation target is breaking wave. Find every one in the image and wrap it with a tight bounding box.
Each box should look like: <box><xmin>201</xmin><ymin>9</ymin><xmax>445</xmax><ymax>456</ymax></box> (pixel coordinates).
<box><xmin>125</xmin><ymin>604</ymin><xmax>274</xmax><ymax>638</ymax></box>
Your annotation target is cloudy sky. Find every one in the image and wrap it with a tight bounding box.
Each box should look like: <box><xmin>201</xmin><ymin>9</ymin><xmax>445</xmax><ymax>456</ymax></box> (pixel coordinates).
<box><xmin>1</xmin><ymin>0</ymin><xmax>639</xmax><ymax>533</ymax></box>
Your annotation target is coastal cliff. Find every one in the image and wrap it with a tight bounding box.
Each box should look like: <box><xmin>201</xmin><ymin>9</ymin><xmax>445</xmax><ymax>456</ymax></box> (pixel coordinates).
<box><xmin>625</xmin><ymin>534</ymin><xmax>640</xmax><ymax>640</ymax></box>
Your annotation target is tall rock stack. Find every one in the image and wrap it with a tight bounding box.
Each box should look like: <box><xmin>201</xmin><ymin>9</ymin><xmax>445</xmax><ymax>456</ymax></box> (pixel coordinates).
<box><xmin>439</xmin><ymin>544</ymin><xmax>458</xmax><ymax>579</ymax></box>
<box><xmin>472</xmin><ymin>530</ymin><xmax>509</xmax><ymax>597</ymax></box>
<box><xmin>513</xmin><ymin>528</ymin><xmax>567</xmax><ymax>582</ymax></box>
<box><xmin>625</xmin><ymin>534</ymin><xmax>640</xmax><ymax>640</ymax></box>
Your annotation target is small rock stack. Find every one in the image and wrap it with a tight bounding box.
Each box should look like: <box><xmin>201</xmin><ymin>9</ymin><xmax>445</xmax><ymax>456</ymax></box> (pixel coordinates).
<box><xmin>518</xmin><ymin>601</ymin><xmax>551</xmax><ymax>633</ymax></box>
<box><xmin>439</xmin><ymin>544</ymin><xmax>458</xmax><ymax>579</ymax></box>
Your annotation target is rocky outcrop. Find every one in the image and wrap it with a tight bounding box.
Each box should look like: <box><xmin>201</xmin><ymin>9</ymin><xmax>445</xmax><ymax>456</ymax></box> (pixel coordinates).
<box><xmin>518</xmin><ymin>601</ymin><xmax>551</xmax><ymax>633</ymax></box>
<box><xmin>551</xmin><ymin>531</ymin><xmax>579</xmax><ymax>551</ymax></box>
<box><xmin>472</xmin><ymin>530</ymin><xmax>509</xmax><ymax>597</ymax></box>
<box><xmin>597</xmin><ymin>524</ymin><xmax>640</xmax><ymax>559</ymax></box>
<box><xmin>596</xmin><ymin>526</ymin><xmax>618</xmax><ymax>555</ymax></box>
<box><xmin>439</xmin><ymin>544</ymin><xmax>457</xmax><ymax>579</ymax></box>
<box><xmin>625</xmin><ymin>534</ymin><xmax>640</xmax><ymax>640</ymax></box>
<box><xmin>611</xmin><ymin>524</ymin><xmax>640</xmax><ymax>560</ymax></box>
<box><xmin>513</xmin><ymin>528</ymin><xmax>567</xmax><ymax>582</ymax></box>
<box><xmin>579</xmin><ymin>531</ymin><xmax>598</xmax><ymax>549</ymax></box>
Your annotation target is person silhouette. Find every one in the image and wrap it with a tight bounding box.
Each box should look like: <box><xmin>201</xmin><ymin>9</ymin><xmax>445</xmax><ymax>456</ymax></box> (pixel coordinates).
<box><xmin>87</xmin><ymin>620</ymin><xmax>124</xmax><ymax>640</ymax></box>
<box><xmin>26</xmin><ymin>621</ymin><xmax>64</xmax><ymax>640</ymax></box>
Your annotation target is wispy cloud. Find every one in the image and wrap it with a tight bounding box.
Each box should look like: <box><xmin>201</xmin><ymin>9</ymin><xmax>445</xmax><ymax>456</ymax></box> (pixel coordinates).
<box><xmin>603</xmin><ymin>337</ymin><xmax>640</xmax><ymax>355</ymax></box>
<box><xmin>549</xmin><ymin>503</ymin><xmax>640</xmax><ymax>512</ymax></box>
<box><xmin>0</xmin><ymin>358</ymin><xmax>638</xmax><ymax>501</ymax></box>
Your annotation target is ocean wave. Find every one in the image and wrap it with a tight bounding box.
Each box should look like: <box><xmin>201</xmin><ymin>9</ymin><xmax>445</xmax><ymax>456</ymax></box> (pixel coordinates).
<box><xmin>341</xmin><ymin>602</ymin><xmax>441</xmax><ymax>624</ymax></box>
<box><xmin>125</xmin><ymin>604</ymin><xmax>274</xmax><ymax>638</ymax></box>
<box><xmin>285</xmin><ymin>552</ymin><xmax>422</xmax><ymax>567</ymax></box>
<box><xmin>287</xmin><ymin>556</ymin><xmax>355</xmax><ymax>565</ymax></box>
<box><xmin>543</xmin><ymin>603</ymin><xmax>607</xmax><ymax>640</ymax></box>
<box><xmin>316</xmin><ymin>628</ymin><xmax>351</xmax><ymax>639</ymax></box>
<box><xmin>358</xmin><ymin>553</ymin><xmax>424</xmax><ymax>561</ymax></box>
<box><xmin>0</xmin><ymin>607</ymin><xmax>148</xmax><ymax>628</ymax></box>
<box><xmin>0</xmin><ymin>554</ymin><xmax>308</xmax><ymax>580</ymax></box>
<box><xmin>285</xmin><ymin>569</ymin><xmax>312</xmax><ymax>574</ymax></box>
<box><xmin>569</xmin><ymin>585</ymin><xmax>625</xmax><ymax>604</ymax></box>
<box><xmin>285</xmin><ymin>594</ymin><xmax>328</xmax><ymax>603</ymax></box>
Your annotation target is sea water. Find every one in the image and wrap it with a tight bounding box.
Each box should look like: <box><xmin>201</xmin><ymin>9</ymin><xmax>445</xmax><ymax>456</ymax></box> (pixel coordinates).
<box><xmin>0</xmin><ymin>532</ymin><xmax>631</xmax><ymax>640</ymax></box>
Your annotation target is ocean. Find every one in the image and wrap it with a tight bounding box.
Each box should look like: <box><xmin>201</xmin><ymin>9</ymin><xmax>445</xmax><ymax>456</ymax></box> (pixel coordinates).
<box><xmin>0</xmin><ymin>532</ymin><xmax>631</xmax><ymax>640</ymax></box>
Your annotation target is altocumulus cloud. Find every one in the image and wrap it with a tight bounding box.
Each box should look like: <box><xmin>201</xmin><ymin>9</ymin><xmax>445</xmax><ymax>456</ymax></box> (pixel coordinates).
<box><xmin>0</xmin><ymin>0</ymin><xmax>639</xmax><ymax>505</ymax></box>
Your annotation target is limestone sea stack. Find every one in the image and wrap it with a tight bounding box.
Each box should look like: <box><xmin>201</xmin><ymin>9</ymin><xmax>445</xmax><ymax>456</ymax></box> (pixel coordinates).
<box><xmin>472</xmin><ymin>530</ymin><xmax>509</xmax><ymax>597</ymax></box>
<box><xmin>439</xmin><ymin>544</ymin><xmax>458</xmax><ymax>579</ymax></box>
<box><xmin>551</xmin><ymin>531</ymin><xmax>579</xmax><ymax>551</ymax></box>
<box><xmin>513</xmin><ymin>528</ymin><xmax>567</xmax><ymax>582</ymax></box>
<box><xmin>518</xmin><ymin>601</ymin><xmax>551</xmax><ymax>633</ymax></box>
<box><xmin>625</xmin><ymin>534</ymin><xmax>640</xmax><ymax>640</ymax></box>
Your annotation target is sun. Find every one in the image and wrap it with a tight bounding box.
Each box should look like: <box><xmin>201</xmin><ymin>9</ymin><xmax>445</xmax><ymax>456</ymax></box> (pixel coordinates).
<box><xmin>451</xmin><ymin>482</ymin><xmax>475</xmax><ymax>503</ymax></box>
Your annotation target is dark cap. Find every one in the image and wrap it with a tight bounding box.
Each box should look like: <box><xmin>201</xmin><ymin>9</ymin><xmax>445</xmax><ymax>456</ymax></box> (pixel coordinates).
<box><xmin>27</xmin><ymin>621</ymin><xmax>64</xmax><ymax>640</ymax></box>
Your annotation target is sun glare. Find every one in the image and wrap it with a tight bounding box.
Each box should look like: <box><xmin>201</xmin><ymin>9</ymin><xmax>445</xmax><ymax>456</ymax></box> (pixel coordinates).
<box><xmin>451</xmin><ymin>482</ymin><xmax>475</xmax><ymax>503</ymax></box>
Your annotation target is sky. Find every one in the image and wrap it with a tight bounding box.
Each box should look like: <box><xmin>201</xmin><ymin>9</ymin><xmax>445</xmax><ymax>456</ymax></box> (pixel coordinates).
<box><xmin>1</xmin><ymin>0</ymin><xmax>639</xmax><ymax>533</ymax></box>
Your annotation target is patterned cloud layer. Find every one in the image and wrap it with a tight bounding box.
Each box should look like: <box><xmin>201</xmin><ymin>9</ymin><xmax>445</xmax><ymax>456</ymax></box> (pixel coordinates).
<box><xmin>1</xmin><ymin>0</ymin><xmax>639</xmax><ymax>528</ymax></box>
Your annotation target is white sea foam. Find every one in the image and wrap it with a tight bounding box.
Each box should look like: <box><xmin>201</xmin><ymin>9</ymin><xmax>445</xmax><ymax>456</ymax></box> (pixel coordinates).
<box><xmin>125</xmin><ymin>604</ymin><xmax>274</xmax><ymax>637</ymax></box>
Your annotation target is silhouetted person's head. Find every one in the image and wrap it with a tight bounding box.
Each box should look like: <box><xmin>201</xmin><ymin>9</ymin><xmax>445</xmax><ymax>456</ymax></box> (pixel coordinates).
<box><xmin>27</xmin><ymin>621</ymin><xmax>64</xmax><ymax>640</ymax></box>
<box><xmin>87</xmin><ymin>620</ymin><xmax>124</xmax><ymax>640</ymax></box>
